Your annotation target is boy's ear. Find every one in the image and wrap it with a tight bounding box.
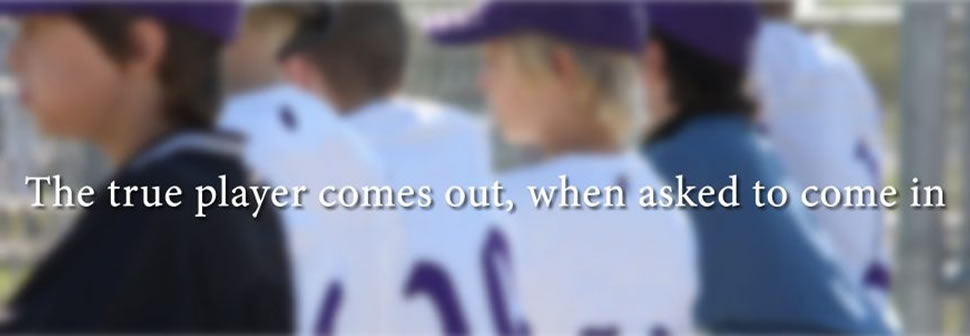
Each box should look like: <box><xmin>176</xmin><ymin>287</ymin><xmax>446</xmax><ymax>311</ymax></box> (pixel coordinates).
<box><xmin>551</xmin><ymin>45</ymin><xmax>595</xmax><ymax>103</ymax></box>
<box><xmin>550</xmin><ymin>46</ymin><xmax>579</xmax><ymax>83</ymax></box>
<box><xmin>128</xmin><ymin>18</ymin><xmax>167</xmax><ymax>75</ymax></box>
<box><xmin>641</xmin><ymin>40</ymin><xmax>666</xmax><ymax>86</ymax></box>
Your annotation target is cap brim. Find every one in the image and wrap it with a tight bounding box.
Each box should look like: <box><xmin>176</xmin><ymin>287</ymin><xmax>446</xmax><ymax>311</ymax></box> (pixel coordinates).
<box><xmin>0</xmin><ymin>2</ymin><xmax>86</xmax><ymax>16</ymax></box>
<box><xmin>427</xmin><ymin>22</ymin><xmax>494</xmax><ymax>46</ymax></box>
<box><xmin>423</xmin><ymin>6</ymin><xmax>502</xmax><ymax>46</ymax></box>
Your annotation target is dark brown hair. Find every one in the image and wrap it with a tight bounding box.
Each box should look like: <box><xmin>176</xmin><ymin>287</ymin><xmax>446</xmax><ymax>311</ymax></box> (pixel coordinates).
<box><xmin>645</xmin><ymin>28</ymin><xmax>756</xmax><ymax>142</ymax></box>
<box><xmin>72</xmin><ymin>8</ymin><xmax>224</xmax><ymax>129</ymax></box>
<box><xmin>284</xmin><ymin>2</ymin><xmax>407</xmax><ymax>111</ymax></box>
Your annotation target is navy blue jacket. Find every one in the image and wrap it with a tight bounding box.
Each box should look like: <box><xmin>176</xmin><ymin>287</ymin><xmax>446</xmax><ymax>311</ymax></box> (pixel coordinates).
<box><xmin>1</xmin><ymin>132</ymin><xmax>293</xmax><ymax>333</ymax></box>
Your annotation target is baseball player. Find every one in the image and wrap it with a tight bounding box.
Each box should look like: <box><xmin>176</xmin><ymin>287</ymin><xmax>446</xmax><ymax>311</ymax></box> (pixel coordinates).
<box><xmin>278</xmin><ymin>3</ymin><xmax>513</xmax><ymax>334</ymax></box>
<box><xmin>752</xmin><ymin>2</ymin><xmax>892</xmax><ymax>307</ymax></box>
<box><xmin>426</xmin><ymin>2</ymin><xmax>698</xmax><ymax>334</ymax></box>
<box><xmin>218</xmin><ymin>3</ymin><xmax>404</xmax><ymax>335</ymax></box>
<box><xmin>640</xmin><ymin>2</ymin><xmax>892</xmax><ymax>333</ymax></box>
<box><xmin>0</xmin><ymin>2</ymin><xmax>292</xmax><ymax>332</ymax></box>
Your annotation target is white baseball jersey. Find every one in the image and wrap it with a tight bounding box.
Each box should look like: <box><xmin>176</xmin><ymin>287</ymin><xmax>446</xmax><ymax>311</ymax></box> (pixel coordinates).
<box><xmin>219</xmin><ymin>84</ymin><xmax>405</xmax><ymax>335</ymax></box>
<box><xmin>500</xmin><ymin>150</ymin><xmax>698</xmax><ymax>335</ymax></box>
<box><xmin>344</xmin><ymin>97</ymin><xmax>524</xmax><ymax>334</ymax></box>
<box><xmin>753</xmin><ymin>21</ymin><xmax>890</xmax><ymax>299</ymax></box>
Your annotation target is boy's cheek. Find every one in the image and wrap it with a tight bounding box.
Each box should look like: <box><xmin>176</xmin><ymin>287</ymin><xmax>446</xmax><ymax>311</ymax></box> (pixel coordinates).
<box><xmin>22</xmin><ymin>71</ymin><xmax>92</xmax><ymax>137</ymax></box>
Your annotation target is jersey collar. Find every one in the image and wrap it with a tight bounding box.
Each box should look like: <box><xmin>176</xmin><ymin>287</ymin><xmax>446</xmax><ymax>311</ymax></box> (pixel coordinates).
<box><xmin>126</xmin><ymin>131</ymin><xmax>243</xmax><ymax>172</ymax></box>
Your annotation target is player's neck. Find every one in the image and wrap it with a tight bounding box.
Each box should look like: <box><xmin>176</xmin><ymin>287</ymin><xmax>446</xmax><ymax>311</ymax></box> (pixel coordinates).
<box><xmin>541</xmin><ymin>132</ymin><xmax>621</xmax><ymax>158</ymax></box>
<box><xmin>226</xmin><ymin>74</ymin><xmax>286</xmax><ymax>97</ymax></box>
<box><xmin>332</xmin><ymin>92</ymin><xmax>392</xmax><ymax>116</ymax></box>
<box><xmin>92</xmin><ymin>91</ymin><xmax>173</xmax><ymax>166</ymax></box>
<box><xmin>538</xmin><ymin>106</ymin><xmax>622</xmax><ymax>157</ymax></box>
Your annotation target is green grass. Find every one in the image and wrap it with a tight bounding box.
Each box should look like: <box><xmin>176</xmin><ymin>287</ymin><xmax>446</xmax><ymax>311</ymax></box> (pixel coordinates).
<box><xmin>0</xmin><ymin>268</ymin><xmax>12</xmax><ymax>302</ymax></box>
<box><xmin>0</xmin><ymin>268</ymin><xmax>24</xmax><ymax>304</ymax></box>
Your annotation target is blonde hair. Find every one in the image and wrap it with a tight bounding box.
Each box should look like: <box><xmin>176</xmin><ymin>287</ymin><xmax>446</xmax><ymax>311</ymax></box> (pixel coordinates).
<box><xmin>503</xmin><ymin>33</ymin><xmax>647</xmax><ymax>145</ymax></box>
<box><xmin>243</xmin><ymin>6</ymin><xmax>302</xmax><ymax>49</ymax></box>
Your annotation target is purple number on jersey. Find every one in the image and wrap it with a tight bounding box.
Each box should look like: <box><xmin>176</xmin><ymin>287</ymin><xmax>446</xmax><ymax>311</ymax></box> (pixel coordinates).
<box><xmin>315</xmin><ymin>281</ymin><xmax>343</xmax><ymax>335</ymax></box>
<box><xmin>580</xmin><ymin>325</ymin><xmax>618</xmax><ymax>336</ymax></box>
<box><xmin>404</xmin><ymin>261</ymin><xmax>469</xmax><ymax>334</ymax></box>
<box><xmin>854</xmin><ymin>138</ymin><xmax>891</xmax><ymax>291</ymax></box>
<box><xmin>853</xmin><ymin>139</ymin><xmax>880</xmax><ymax>185</ymax></box>
<box><xmin>863</xmin><ymin>261</ymin><xmax>891</xmax><ymax>291</ymax></box>
<box><xmin>315</xmin><ymin>227</ymin><xmax>529</xmax><ymax>334</ymax></box>
<box><xmin>482</xmin><ymin>229</ymin><xmax>530</xmax><ymax>336</ymax></box>
<box><xmin>403</xmin><ymin>227</ymin><xmax>529</xmax><ymax>335</ymax></box>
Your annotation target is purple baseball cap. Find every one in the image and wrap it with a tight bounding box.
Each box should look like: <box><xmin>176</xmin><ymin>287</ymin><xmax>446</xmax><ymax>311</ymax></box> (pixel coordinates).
<box><xmin>0</xmin><ymin>1</ymin><xmax>241</xmax><ymax>42</ymax></box>
<box><xmin>645</xmin><ymin>1</ymin><xmax>760</xmax><ymax>68</ymax></box>
<box><xmin>425</xmin><ymin>1</ymin><xmax>646</xmax><ymax>53</ymax></box>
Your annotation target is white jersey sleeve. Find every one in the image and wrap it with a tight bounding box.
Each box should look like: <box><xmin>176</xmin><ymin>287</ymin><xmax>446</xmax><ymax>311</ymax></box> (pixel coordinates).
<box><xmin>753</xmin><ymin>21</ymin><xmax>890</xmax><ymax>298</ymax></box>
<box><xmin>219</xmin><ymin>85</ymin><xmax>405</xmax><ymax>335</ymax></box>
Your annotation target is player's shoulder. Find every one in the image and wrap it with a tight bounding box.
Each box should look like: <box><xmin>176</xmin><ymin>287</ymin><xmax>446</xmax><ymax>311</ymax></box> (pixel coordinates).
<box><xmin>647</xmin><ymin>116</ymin><xmax>781</xmax><ymax>180</ymax></box>
<box><xmin>224</xmin><ymin>84</ymin><xmax>331</xmax><ymax>111</ymax></box>
<box><xmin>354</xmin><ymin>96</ymin><xmax>487</xmax><ymax>136</ymax></box>
<box><xmin>120</xmin><ymin>132</ymin><xmax>249</xmax><ymax>188</ymax></box>
<box><xmin>649</xmin><ymin>116</ymin><xmax>747</xmax><ymax>155</ymax></box>
<box><xmin>220</xmin><ymin>84</ymin><xmax>340</xmax><ymax>132</ymax></box>
<box><xmin>500</xmin><ymin>151</ymin><xmax>651</xmax><ymax>189</ymax></box>
<box><xmin>499</xmin><ymin>155</ymin><xmax>571</xmax><ymax>189</ymax></box>
<box><xmin>106</xmin><ymin>132</ymin><xmax>272</xmax><ymax>226</ymax></box>
<box><xmin>402</xmin><ymin>96</ymin><xmax>486</xmax><ymax>131</ymax></box>
<box><xmin>810</xmin><ymin>33</ymin><xmax>855</xmax><ymax>67</ymax></box>
<box><xmin>809</xmin><ymin>33</ymin><xmax>874</xmax><ymax>91</ymax></box>
<box><xmin>755</xmin><ymin>21</ymin><xmax>827</xmax><ymax>74</ymax></box>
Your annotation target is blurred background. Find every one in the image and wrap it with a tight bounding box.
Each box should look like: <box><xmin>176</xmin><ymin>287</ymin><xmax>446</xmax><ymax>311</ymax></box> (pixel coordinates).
<box><xmin>0</xmin><ymin>0</ymin><xmax>966</xmax><ymax>333</ymax></box>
